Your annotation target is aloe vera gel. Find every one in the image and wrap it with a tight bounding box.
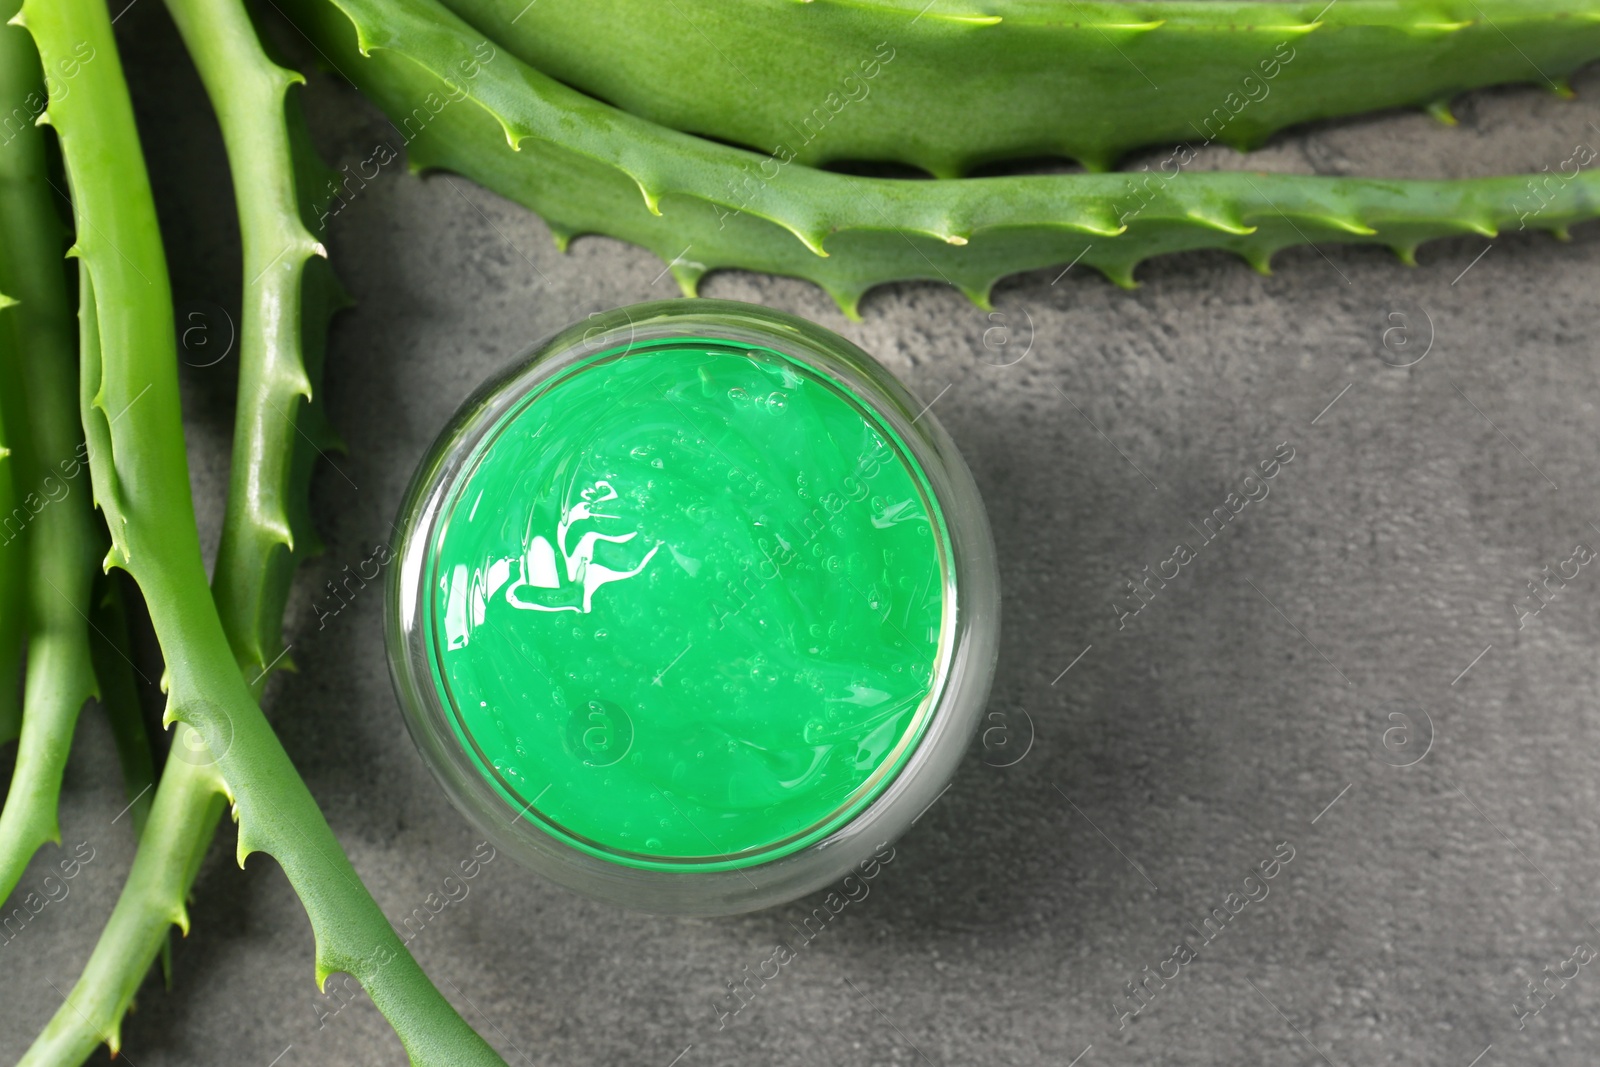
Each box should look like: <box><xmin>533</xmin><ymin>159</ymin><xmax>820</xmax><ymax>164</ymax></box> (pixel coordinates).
<box><xmin>389</xmin><ymin>301</ymin><xmax>997</xmax><ymax>914</ymax></box>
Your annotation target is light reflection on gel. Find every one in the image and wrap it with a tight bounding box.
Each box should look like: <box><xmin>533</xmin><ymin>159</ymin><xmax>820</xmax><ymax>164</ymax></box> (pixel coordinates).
<box><xmin>426</xmin><ymin>341</ymin><xmax>946</xmax><ymax>868</ymax></box>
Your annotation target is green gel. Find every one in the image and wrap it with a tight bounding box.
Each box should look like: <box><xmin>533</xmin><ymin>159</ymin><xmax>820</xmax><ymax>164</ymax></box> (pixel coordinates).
<box><xmin>423</xmin><ymin>339</ymin><xmax>950</xmax><ymax>871</ymax></box>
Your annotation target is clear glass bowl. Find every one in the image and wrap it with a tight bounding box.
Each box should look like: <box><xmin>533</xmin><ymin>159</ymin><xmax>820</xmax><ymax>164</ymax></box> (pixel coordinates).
<box><xmin>387</xmin><ymin>299</ymin><xmax>998</xmax><ymax>914</ymax></box>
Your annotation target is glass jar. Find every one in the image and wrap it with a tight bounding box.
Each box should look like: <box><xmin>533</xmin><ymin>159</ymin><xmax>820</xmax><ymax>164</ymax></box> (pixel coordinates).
<box><xmin>387</xmin><ymin>299</ymin><xmax>998</xmax><ymax>915</ymax></box>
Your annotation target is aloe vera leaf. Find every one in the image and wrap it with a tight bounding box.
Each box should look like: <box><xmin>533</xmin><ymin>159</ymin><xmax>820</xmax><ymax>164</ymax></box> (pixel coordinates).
<box><xmin>439</xmin><ymin>0</ymin><xmax>1600</xmax><ymax>176</ymax></box>
<box><xmin>282</xmin><ymin>0</ymin><xmax>1597</xmax><ymax>317</ymax></box>
<box><xmin>0</xmin><ymin>0</ymin><xmax>102</xmax><ymax>905</ymax></box>
<box><xmin>163</xmin><ymin>0</ymin><xmax>333</xmax><ymax>684</ymax></box>
<box><xmin>15</xmin><ymin>0</ymin><xmax>503</xmax><ymax>1062</ymax></box>
<box><xmin>19</xmin><ymin>3</ymin><xmax>353</xmax><ymax>1059</ymax></box>
<box><xmin>20</xmin><ymin>735</ymin><xmax>227</xmax><ymax>1064</ymax></box>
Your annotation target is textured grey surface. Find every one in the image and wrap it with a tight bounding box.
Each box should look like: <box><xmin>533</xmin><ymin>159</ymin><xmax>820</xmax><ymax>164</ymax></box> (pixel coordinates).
<box><xmin>6</xmin><ymin>6</ymin><xmax>1600</xmax><ymax>1067</ymax></box>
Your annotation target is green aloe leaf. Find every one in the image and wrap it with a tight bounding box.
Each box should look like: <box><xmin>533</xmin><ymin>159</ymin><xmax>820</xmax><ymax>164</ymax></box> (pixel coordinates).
<box><xmin>284</xmin><ymin>0</ymin><xmax>1599</xmax><ymax>316</ymax></box>
<box><xmin>13</xmin><ymin>0</ymin><xmax>505</xmax><ymax>1061</ymax></box>
<box><xmin>441</xmin><ymin>0</ymin><xmax>1600</xmax><ymax>176</ymax></box>
<box><xmin>0</xmin><ymin>0</ymin><xmax>103</xmax><ymax>906</ymax></box>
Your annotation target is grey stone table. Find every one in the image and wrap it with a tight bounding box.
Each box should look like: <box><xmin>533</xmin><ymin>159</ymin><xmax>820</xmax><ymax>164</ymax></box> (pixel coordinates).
<box><xmin>6</xmin><ymin>7</ymin><xmax>1600</xmax><ymax>1067</ymax></box>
